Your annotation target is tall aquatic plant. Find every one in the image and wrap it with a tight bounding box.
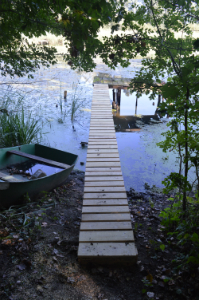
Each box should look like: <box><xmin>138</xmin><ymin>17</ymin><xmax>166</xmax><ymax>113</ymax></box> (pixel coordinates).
<box><xmin>71</xmin><ymin>98</ymin><xmax>81</xmax><ymax>122</ymax></box>
<box><xmin>70</xmin><ymin>82</ymin><xmax>86</xmax><ymax>123</ymax></box>
<box><xmin>0</xmin><ymin>108</ymin><xmax>42</xmax><ymax>147</ymax></box>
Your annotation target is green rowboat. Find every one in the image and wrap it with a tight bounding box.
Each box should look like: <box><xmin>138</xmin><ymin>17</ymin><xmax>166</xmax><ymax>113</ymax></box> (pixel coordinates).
<box><xmin>0</xmin><ymin>144</ymin><xmax>78</xmax><ymax>208</ymax></box>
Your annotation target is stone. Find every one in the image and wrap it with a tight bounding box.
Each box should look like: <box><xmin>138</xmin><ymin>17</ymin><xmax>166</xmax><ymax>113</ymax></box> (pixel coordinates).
<box><xmin>147</xmin><ymin>292</ymin><xmax>155</xmax><ymax>298</ymax></box>
<box><xmin>36</xmin><ymin>285</ymin><xmax>43</xmax><ymax>293</ymax></box>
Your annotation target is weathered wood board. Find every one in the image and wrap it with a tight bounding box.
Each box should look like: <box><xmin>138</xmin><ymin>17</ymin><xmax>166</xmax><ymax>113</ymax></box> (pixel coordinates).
<box><xmin>87</xmin><ymin>149</ymin><xmax>119</xmax><ymax>153</ymax></box>
<box><xmin>86</xmin><ymin>158</ymin><xmax>120</xmax><ymax>162</ymax></box>
<box><xmin>79</xmin><ymin>230</ymin><xmax>134</xmax><ymax>242</ymax></box>
<box><xmin>87</xmin><ymin>153</ymin><xmax>119</xmax><ymax>158</ymax></box>
<box><xmin>82</xmin><ymin>206</ymin><xmax>130</xmax><ymax>214</ymax></box>
<box><xmin>83</xmin><ymin>199</ymin><xmax>128</xmax><ymax>206</ymax></box>
<box><xmin>8</xmin><ymin>150</ymin><xmax>70</xmax><ymax>169</ymax></box>
<box><xmin>78</xmin><ymin>243</ymin><xmax>138</xmax><ymax>265</ymax></box>
<box><xmin>85</xmin><ymin>171</ymin><xmax>123</xmax><ymax>176</ymax></box>
<box><xmin>81</xmin><ymin>213</ymin><xmax>131</xmax><ymax>222</ymax></box>
<box><xmin>84</xmin><ymin>192</ymin><xmax>127</xmax><ymax>199</ymax></box>
<box><xmin>80</xmin><ymin>221</ymin><xmax>132</xmax><ymax>231</ymax></box>
<box><xmin>84</xmin><ymin>176</ymin><xmax>123</xmax><ymax>181</ymax></box>
<box><xmin>84</xmin><ymin>181</ymin><xmax>124</xmax><ymax>186</ymax></box>
<box><xmin>84</xmin><ymin>186</ymin><xmax>126</xmax><ymax>193</ymax></box>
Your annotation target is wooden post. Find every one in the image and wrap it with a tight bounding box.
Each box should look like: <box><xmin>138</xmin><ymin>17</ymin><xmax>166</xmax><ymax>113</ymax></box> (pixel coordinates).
<box><xmin>115</xmin><ymin>89</ymin><xmax>118</xmax><ymax>105</ymax></box>
<box><xmin>117</xmin><ymin>88</ymin><xmax>121</xmax><ymax>106</ymax></box>
<box><xmin>157</xmin><ymin>94</ymin><xmax>161</xmax><ymax>107</ymax></box>
<box><xmin>135</xmin><ymin>96</ymin><xmax>138</xmax><ymax>115</ymax></box>
<box><xmin>64</xmin><ymin>91</ymin><xmax>67</xmax><ymax>100</ymax></box>
<box><xmin>112</xmin><ymin>89</ymin><xmax>115</xmax><ymax>102</ymax></box>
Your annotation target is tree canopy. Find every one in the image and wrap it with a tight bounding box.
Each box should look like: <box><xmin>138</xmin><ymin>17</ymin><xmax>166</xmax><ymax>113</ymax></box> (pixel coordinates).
<box><xmin>0</xmin><ymin>0</ymin><xmax>125</xmax><ymax>77</ymax></box>
<box><xmin>1</xmin><ymin>0</ymin><xmax>199</xmax><ymax>80</ymax></box>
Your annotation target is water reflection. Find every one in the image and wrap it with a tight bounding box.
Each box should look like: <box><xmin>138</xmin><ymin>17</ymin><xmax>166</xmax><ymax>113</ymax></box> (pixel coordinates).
<box><xmin>109</xmin><ymin>88</ymin><xmax>162</xmax><ymax>132</ymax></box>
<box><xmin>108</xmin><ymin>87</ymin><xmax>196</xmax><ymax>192</ymax></box>
<box><xmin>109</xmin><ymin>88</ymin><xmax>161</xmax><ymax>116</ymax></box>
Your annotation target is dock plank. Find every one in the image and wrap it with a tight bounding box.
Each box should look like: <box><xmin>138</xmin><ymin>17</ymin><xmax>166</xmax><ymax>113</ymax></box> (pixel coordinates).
<box><xmin>84</xmin><ymin>181</ymin><xmax>124</xmax><ymax>187</ymax></box>
<box><xmin>80</xmin><ymin>221</ymin><xmax>132</xmax><ymax>231</ymax></box>
<box><xmin>81</xmin><ymin>213</ymin><xmax>131</xmax><ymax>222</ymax></box>
<box><xmin>86</xmin><ymin>154</ymin><xmax>119</xmax><ymax>158</ymax></box>
<box><xmin>83</xmin><ymin>200</ymin><xmax>128</xmax><ymax>206</ymax></box>
<box><xmin>86</xmin><ymin>162</ymin><xmax>121</xmax><ymax>168</ymax></box>
<box><xmin>84</xmin><ymin>192</ymin><xmax>127</xmax><ymax>199</ymax></box>
<box><xmin>79</xmin><ymin>231</ymin><xmax>134</xmax><ymax>242</ymax></box>
<box><xmin>87</xmin><ymin>149</ymin><xmax>119</xmax><ymax>153</ymax></box>
<box><xmin>88</xmin><ymin>145</ymin><xmax>118</xmax><ymax>148</ymax></box>
<box><xmin>84</xmin><ymin>186</ymin><xmax>126</xmax><ymax>193</ymax></box>
<box><xmin>82</xmin><ymin>206</ymin><xmax>129</xmax><ymax>214</ymax></box>
<box><xmin>85</xmin><ymin>171</ymin><xmax>123</xmax><ymax>176</ymax></box>
<box><xmin>85</xmin><ymin>167</ymin><xmax>121</xmax><ymax>171</ymax></box>
<box><xmin>86</xmin><ymin>158</ymin><xmax>120</xmax><ymax>162</ymax></box>
<box><xmin>78</xmin><ymin>243</ymin><xmax>138</xmax><ymax>265</ymax></box>
<box><xmin>84</xmin><ymin>176</ymin><xmax>123</xmax><ymax>181</ymax></box>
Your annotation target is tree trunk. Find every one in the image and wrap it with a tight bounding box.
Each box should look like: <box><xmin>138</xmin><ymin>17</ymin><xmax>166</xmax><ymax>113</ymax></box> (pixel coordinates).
<box><xmin>183</xmin><ymin>88</ymin><xmax>189</xmax><ymax>211</ymax></box>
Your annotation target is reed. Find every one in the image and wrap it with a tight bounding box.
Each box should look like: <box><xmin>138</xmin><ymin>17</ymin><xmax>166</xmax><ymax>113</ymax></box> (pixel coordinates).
<box><xmin>0</xmin><ymin>108</ymin><xmax>42</xmax><ymax>147</ymax></box>
<box><xmin>70</xmin><ymin>84</ymin><xmax>83</xmax><ymax>122</ymax></box>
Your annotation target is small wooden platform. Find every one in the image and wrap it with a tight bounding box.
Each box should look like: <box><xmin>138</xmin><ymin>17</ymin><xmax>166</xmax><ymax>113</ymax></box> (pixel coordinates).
<box><xmin>78</xmin><ymin>84</ymin><xmax>138</xmax><ymax>265</ymax></box>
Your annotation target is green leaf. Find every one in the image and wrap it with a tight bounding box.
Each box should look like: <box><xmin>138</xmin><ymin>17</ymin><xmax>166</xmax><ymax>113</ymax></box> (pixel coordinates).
<box><xmin>160</xmin><ymin>244</ymin><xmax>165</xmax><ymax>251</ymax></box>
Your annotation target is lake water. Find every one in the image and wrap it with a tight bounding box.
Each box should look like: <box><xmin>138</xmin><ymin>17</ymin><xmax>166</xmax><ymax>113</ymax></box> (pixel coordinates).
<box><xmin>0</xmin><ymin>59</ymin><xmax>196</xmax><ymax>192</ymax></box>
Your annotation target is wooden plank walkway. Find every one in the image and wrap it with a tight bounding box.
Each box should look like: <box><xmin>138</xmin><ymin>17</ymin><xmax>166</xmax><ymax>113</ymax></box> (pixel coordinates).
<box><xmin>78</xmin><ymin>84</ymin><xmax>138</xmax><ymax>265</ymax></box>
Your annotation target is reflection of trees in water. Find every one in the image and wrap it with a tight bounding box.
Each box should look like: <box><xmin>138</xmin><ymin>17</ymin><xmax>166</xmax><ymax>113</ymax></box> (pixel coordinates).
<box><xmin>123</xmin><ymin>89</ymin><xmax>131</xmax><ymax>97</ymax></box>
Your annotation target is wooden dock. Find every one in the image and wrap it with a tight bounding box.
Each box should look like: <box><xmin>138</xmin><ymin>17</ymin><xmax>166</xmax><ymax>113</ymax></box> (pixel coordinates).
<box><xmin>78</xmin><ymin>84</ymin><xmax>138</xmax><ymax>265</ymax></box>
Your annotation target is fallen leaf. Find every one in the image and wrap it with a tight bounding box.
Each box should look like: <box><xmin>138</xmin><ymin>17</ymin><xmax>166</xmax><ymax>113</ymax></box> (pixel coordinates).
<box><xmin>1</xmin><ymin>239</ymin><xmax>15</xmax><ymax>245</ymax></box>
<box><xmin>163</xmin><ymin>269</ymin><xmax>171</xmax><ymax>275</ymax></box>
<box><xmin>27</xmin><ymin>238</ymin><xmax>31</xmax><ymax>244</ymax></box>
<box><xmin>0</xmin><ymin>230</ymin><xmax>9</xmax><ymax>237</ymax></box>
<box><xmin>146</xmin><ymin>273</ymin><xmax>153</xmax><ymax>283</ymax></box>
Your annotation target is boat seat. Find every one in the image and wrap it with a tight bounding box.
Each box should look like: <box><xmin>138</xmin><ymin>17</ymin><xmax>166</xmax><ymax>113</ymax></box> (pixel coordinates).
<box><xmin>7</xmin><ymin>150</ymin><xmax>71</xmax><ymax>170</ymax></box>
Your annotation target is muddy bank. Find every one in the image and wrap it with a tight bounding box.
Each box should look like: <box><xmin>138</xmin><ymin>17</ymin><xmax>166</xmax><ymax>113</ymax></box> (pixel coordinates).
<box><xmin>0</xmin><ymin>171</ymin><xmax>198</xmax><ymax>300</ymax></box>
